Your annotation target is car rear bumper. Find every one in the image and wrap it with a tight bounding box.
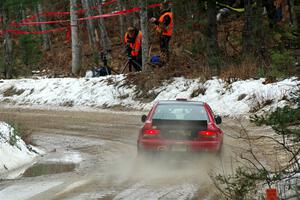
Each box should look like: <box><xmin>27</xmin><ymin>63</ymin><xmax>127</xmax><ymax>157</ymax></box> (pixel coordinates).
<box><xmin>138</xmin><ymin>138</ymin><xmax>221</xmax><ymax>152</ymax></box>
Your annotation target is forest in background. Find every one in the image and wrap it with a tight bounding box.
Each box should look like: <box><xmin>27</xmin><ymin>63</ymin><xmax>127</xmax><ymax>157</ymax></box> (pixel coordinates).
<box><xmin>1</xmin><ymin>1</ymin><xmax>300</xmax><ymax>198</ymax></box>
<box><xmin>0</xmin><ymin>0</ymin><xmax>299</xmax><ymax>81</ymax></box>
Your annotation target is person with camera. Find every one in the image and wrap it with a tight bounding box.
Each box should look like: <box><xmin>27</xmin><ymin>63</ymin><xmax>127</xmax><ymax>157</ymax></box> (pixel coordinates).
<box><xmin>124</xmin><ymin>26</ymin><xmax>142</xmax><ymax>72</ymax></box>
<box><xmin>150</xmin><ymin>1</ymin><xmax>173</xmax><ymax>64</ymax></box>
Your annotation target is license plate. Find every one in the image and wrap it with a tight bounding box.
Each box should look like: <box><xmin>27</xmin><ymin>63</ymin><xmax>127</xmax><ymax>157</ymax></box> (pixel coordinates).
<box><xmin>171</xmin><ymin>144</ymin><xmax>187</xmax><ymax>152</ymax></box>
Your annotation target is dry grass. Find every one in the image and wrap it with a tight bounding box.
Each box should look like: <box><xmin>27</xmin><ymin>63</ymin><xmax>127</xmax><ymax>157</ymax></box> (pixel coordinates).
<box><xmin>220</xmin><ymin>58</ymin><xmax>259</xmax><ymax>82</ymax></box>
<box><xmin>0</xmin><ymin>116</ymin><xmax>33</xmax><ymax>145</ymax></box>
<box><xmin>18</xmin><ymin>126</ymin><xmax>34</xmax><ymax>145</ymax></box>
<box><xmin>3</xmin><ymin>86</ymin><xmax>25</xmax><ymax>97</ymax></box>
<box><xmin>123</xmin><ymin>56</ymin><xmax>211</xmax><ymax>102</ymax></box>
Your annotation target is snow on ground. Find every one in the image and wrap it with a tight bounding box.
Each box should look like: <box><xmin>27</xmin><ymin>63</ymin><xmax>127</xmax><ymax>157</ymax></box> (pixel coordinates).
<box><xmin>0</xmin><ymin>122</ymin><xmax>39</xmax><ymax>179</ymax></box>
<box><xmin>0</xmin><ymin>76</ymin><xmax>299</xmax><ymax>117</ymax></box>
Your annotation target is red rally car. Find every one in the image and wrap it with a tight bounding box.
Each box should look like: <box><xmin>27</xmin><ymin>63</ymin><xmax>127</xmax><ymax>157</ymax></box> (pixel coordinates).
<box><xmin>138</xmin><ymin>99</ymin><xmax>224</xmax><ymax>154</ymax></box>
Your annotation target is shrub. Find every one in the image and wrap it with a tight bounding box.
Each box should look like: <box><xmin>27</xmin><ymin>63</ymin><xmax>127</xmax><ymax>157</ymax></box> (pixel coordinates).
<box><xmin>268</xmin><ymin>50</ymin><xmax>296</xmax><ymax>78</ymax></box>
<box><xmin>270</xmin><ymin>50</ymin><xmax>295</xmax><ymax>69</ymax></box>
<box><xmin>20</xmin><ymin>35</ymin><xmax>42</xmax><ymax>64</ymax></box>
<box><xmin>1</xmin><ymin>118</ymin><xmax>33</xmax><ymax>145</ymax></box>
<box><xmin>9</xmin><ymin>123</ymin><xmax>20</xmax><ymax>147</ymax></box>
<box><xmin>215</xmin><ymin>167</ymin><xmax>258</xmax><ymax>199</ymax></box>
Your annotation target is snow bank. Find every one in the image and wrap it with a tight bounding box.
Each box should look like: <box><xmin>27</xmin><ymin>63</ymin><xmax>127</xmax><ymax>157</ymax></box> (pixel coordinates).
<box><xmin>0</xmin><ymin>122</ymin><xmax>38</xmax><ymax>179</ymax></box>
<box><xmin>0</xmin><ymin>76</ymin><xmax>299</xmax><ymax>117</ymax></box>
<box><xmin>0</xmin><ymin>75</ymin><xmax>137</xmax><ymax>109</ymax></box>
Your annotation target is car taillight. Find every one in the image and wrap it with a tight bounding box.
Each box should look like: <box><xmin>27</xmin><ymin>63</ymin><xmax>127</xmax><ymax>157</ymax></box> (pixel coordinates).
<box><xmin>142</xmin><ymin>122</ymin><xmax>160</xmax><ymax>137</ymax></box>
<box><xmin>198</xmin><ymin>130</ymin><xmax>217</xmax><ymax>138</ymax></box>
<box><xmin>143</xmin><ymin>129</ymin><xmax>160</xmax><ymax>135</ymax></box>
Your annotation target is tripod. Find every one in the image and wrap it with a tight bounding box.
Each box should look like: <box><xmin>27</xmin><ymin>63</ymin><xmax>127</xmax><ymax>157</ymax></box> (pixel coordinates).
<box><xmin>120</xmin><ymin>57</ymin><xmax>142</xmax><ymax>74</ymax></box>
<box><xmin>101</xmin><ymin>53</ymin><xmax>119</xmax><ymax>75</ymax></box>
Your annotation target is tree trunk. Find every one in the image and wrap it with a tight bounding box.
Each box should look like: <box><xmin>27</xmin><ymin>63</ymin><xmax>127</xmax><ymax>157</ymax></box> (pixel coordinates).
<box><xmin>2</xmin><ymin>8</ymin><xmax>13</xmax><ymax>79</ymax></box>
<box><xmin>243</xmin><ymin>0</ymin><xmax>253</xmax><ymax>55</ymax></box>
<box><xmin>97</xmin><ymin>0</ymin><xmax>112</xmax><ymax>53</ymax></box>
<box><xmin>207</xmin><ymin>1</ymin><xmax>219</xmax><ymax>72</ymax></box>
<box><xmin>287</xmin><ymin>0</ymin><xmax>298</xmax><ymax>29</ymax></box>
<box><xmin>117</xmin><ymin>0</ymin><xmax>125</xmax><ymax>42</ymax></box>
<box><xmin>255</xmin><ymin>0</ymin><xmax>265</xmax><ymax>58</ymax></box>
<box><xmin>70</xmin><ymin>0</ymin><xmax>82</xmax><ymax>75</ymax></box>
<box><xmin>140</xmin><ymin>0</ymin><xmax>149</xmax><ymax>71</ymax></box>
<box><xmin>184</xmin><ymin>1</ymin><xmax>192</xmax><ymax>19</ymax></box>
<box><xmin>37</xmin><ymin>3</ymin><xmax>50</xmax><ymax>51</ymax></box>
<box><xmin>81</xmin><ymin>0</ymin><xmax>97</xmax><ymax>47</ymax></box>
<box><xmin>125</xmin><ymin>0</ymin><xmax>134</xmax><ymax>27</ymax></box>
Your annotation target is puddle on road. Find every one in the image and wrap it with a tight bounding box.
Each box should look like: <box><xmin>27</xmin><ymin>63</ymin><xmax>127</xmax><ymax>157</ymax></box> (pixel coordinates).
<box><xmin>23</xmin><ymin>163</ymin><xmax>76</xmax><ymax>177</ymax></box>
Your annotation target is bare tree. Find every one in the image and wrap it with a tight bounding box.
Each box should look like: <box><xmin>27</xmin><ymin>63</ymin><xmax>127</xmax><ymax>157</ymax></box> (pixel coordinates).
<box><xmin>255</xmin><ymin>0</ymin><xmax>265</xmax><ymax>59</ymax></box>
<box><xmin>81</xmin><ymin>0</ymin><xmax>97</xmax><ymax>47</ymax></box>
<box><xmin>96</xmin><ymin>0</ymin><xmax>112</xmax><ymax>53</ymax></box>
<box><xmin>2</xmin><ymin>8</ymin><xmax>12</xmax><ymax>79</ymax></box>
<box><xmin>70</xmin><ymin>0</ymin><xmax>82</xmax><ymax>75</ymax></box>
<box><xmin>287</xmin><ymin>0</ymin><xmax>298</xmax><ymax>29</ymax></box>
<box><xmin>207</xmin><ymin>1</ymin><xmax>219</xmax><ymax>72</ymax></box>
<box><xmin>37</xmin><ymin>2</ymin><xmax>50</xmax><ymax>51</ymax></box>
<box><xmin>243</xmin><ymin>0</ymin><xmax>253</xmax><ymax>55</ymax></box>
<box><xmin>117</xmin><ymin>0</ymin><xmax>125</xmax><ymax>42</ymax></box>
<box><xmin>139</xmin><ymin>0</ymin><xmax>149</xmax><ymax>71</ymax></box>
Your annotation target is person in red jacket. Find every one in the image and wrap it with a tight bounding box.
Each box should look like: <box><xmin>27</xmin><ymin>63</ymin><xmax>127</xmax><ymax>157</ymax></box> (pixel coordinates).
<box><xmin>150</xmin><ymin>1</ymin><xmax>173</xmax><ymax>63</ymax></box>
<box><xmin>124</xmin><ymin>26</ymin><xmax>142</xmax><ymax>72</ymax></box>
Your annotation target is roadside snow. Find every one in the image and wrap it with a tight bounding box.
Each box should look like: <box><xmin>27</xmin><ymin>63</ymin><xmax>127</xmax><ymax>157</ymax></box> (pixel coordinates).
<box><xmin>0</xmin><ymin>122</ymin><xmax>39</xmax><ymax>179</ymax></box>
<box><xmin>0</xmin><ymin>76</ymin><xmax>298</xmax><ymax>117</ymax></box>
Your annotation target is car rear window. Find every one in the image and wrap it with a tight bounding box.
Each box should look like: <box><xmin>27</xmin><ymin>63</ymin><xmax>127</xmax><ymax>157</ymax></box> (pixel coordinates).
<box><xmin>152</xmin><ymin>104</ymin><xmax>208</xmax><ymax>121</ymax></box>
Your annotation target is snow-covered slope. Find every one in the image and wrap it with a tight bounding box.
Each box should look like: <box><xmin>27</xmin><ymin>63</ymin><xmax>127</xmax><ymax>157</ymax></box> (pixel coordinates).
<box><xmin>0</xmin><ymin>76</ymin><xmax>299</xmax><ymax>116</ymax></box>
<box><xmin>0</xmin><ymin>122</ymin><xmax>39</xmax><ymax>179</ymax></box>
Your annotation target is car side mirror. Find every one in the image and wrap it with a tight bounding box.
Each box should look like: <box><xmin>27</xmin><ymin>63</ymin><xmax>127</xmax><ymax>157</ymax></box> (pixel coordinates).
<box><xmin>215</xmin><ymin>115</ymin><xmax>222</xmax><ymax>125</ymax></box>
<box><xmin>141</xmin><ymin>115</ymin><xmax>147</xmax><ymax>123</ymax></box>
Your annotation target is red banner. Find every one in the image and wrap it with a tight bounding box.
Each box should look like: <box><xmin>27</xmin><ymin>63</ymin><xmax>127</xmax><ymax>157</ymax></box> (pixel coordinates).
<box><xmin>14</xmin><ymin>3</ymin><xmax>161</xmax><ymax>25</ymax></box>
<box><xmin>0</xmin><ymin>27</ymin><xmax>67</xmax><ymax>35</ymax></box>
<box><xmin>17</xmin><ymin>0</ymin><xmax>117</xmax><ymax>24</ymax></box>
<box><xmin>1</xmin><ymin>2</ymin><xmax>162</xmax><ymax>35</ymax></box>
<box><xmin>11</xmin><ymin>19</ymin><xmax>69</xmax><ymax>26</ymax></box>
<box><xmin>79</xmin><ymin>7</ymin><xmax>140</xmax><ymax>21</ymax></box>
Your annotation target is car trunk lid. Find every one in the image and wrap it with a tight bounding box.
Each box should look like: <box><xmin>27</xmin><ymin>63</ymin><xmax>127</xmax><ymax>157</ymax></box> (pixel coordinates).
<box><xmin>152</xmin><ymin>119</ymin><xmax>207</xmax><ymax>140</ymax></box>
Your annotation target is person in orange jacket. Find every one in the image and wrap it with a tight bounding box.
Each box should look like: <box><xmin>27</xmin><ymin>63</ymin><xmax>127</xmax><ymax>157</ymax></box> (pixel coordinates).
<box><xmin>124</xmin><ymin>26</ymin><xmax>142</xmax><ymax>72</ymax></box>
<box><xmin>150</xmin><ymin>1</ymin><xmax>173</xmax><ymax>63</ymax></box>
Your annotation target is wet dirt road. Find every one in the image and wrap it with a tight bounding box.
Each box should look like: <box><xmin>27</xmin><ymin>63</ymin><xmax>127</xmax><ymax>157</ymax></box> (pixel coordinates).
<box><xmin>0</xmin><ymin>107</ymin><xmax>274</xmax><ymax>200</ymax></box>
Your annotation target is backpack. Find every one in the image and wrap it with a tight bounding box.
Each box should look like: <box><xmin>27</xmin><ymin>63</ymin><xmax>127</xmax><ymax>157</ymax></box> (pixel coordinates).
<box><xmin>92</xmin><ymin>66</ymin><xmax>111</xmax><ymax>77</ymax></box>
